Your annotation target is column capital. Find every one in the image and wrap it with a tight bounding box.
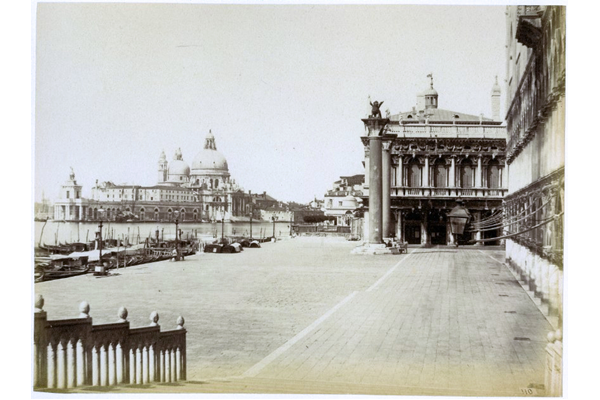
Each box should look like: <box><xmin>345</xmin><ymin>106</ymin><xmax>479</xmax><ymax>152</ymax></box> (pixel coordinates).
<box><xmin>362</xmin><ymin>118</ymin><xmax>390</xmax><ymax>137</ymax></box>
<box><xmin>382</xmin><ymin>141</ymin><xmax>392</xmax><ymax>151</ymax></box>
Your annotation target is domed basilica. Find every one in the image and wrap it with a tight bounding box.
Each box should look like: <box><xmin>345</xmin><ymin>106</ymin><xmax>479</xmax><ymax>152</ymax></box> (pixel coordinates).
<box><xmin>56</xmin><ymin>130</ymin><xmax>254</xmax><ymax>223</ymax></box>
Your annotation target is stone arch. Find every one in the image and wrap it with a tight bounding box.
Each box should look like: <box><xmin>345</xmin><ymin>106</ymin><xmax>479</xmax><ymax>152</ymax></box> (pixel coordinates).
<box><xmin>407</xmin><ymin>158</ymin><xmax>422</xmax><ymax>188</ymax></box>
<box><xmin>487</xmin><ymin>159</ymin><xmax>502</xmax><ymax>189</ymax></box>
<box><xmin>460</xmin><ymin>158</ymin><xmax>474</xmax><ymax>188</ymax></box>
<box><xmin>433</xmin><ymin>158</ymin><xmax>447</xmax><ymax>188</ymax></box>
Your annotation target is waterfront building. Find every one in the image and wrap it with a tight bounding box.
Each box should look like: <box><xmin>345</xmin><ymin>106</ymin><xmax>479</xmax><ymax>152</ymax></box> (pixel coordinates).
<box><xmin>53</xmin><ymin>168</ymin><xmax>87</xmax><ymax>221</ymax></box>
<box><xmin>361</xmin><ymin>75</ymin><xmax>508</xmax><ymax>246</ymax></box>
<box><xmin>324</xmin><ymin>174</ymin><xmax>365</xmax><ymax>227</ymax></box>
<box><xmin>53</xmin><ymin>130</ymin><xmax>274</xmax><ymax>222</ymax></box>
<box><xmin>503</xmin><ymin>5</ymin><xmax>565</xmax><ymax>327</ymax></box>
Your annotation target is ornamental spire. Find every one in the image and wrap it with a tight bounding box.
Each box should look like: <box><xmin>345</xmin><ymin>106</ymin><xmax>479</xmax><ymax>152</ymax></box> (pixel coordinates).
<box><xmin>204</xmin><ymin>129</ymin><xmax>217</xmax><ymax>150</ymax></box>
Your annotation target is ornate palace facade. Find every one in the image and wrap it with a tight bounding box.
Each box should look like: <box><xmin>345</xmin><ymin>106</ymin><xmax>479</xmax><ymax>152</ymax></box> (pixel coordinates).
<box><xmin>361</xmin><ymin>76</ymin><xmax>507</xmax><ymax>246</ymax></box>
<box><xmin>503</xmin><ymin>5</ymin><xmax>565</xmax><ymax>330</ymax></box>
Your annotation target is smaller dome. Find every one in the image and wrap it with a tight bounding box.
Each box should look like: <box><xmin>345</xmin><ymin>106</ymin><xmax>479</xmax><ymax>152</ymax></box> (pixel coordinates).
<box><xmin>422</xmin><ymin>87</ymin><xmax>438</xmax><ymax>96</ymax></box>
<box><xmin>168</xmin><ymin>160</ymin><xmax>190</xmax><ymax>176</ymax></box>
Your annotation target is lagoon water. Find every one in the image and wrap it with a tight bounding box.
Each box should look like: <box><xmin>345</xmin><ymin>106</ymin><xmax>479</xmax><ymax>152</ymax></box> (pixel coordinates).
<box><xmin>34</xmin><ymin>220</ymin><xmax>291</xmax><ymax>246</ymax></box>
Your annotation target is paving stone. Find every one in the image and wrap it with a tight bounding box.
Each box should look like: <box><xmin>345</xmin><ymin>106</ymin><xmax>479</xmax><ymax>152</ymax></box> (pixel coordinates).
<box><xmin>37</xmin><ymin>240</ymin><xmax>554</xmax><ymax>396</ymax></box>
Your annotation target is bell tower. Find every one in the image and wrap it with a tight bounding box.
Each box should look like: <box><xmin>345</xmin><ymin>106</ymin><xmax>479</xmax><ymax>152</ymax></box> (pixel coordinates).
<box><xmin>158</xmin><ymin>150</ymin><xmax>168</xmax><ymax>183</ymax></box>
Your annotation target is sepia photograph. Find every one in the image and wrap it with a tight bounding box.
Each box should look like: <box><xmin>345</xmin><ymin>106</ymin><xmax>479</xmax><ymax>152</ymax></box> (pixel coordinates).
<box><xmin>28</xmin><ymin>0</ymin><xmax>568</xmax><ymax>398</ymax></box>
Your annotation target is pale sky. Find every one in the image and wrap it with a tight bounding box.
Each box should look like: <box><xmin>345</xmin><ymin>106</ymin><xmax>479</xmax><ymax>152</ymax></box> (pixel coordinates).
<box><xmin>34</xmin><ymin>1</ymin><xmax>508</xmax><ymax>203</ymax></box>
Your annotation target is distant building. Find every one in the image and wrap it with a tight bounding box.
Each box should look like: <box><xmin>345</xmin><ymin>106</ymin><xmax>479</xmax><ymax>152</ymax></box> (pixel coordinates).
<box><xmin>52</xmin><ymin>130</ymin><xmax>278</xmax><ymax>222</ymax></box>
<box><xmin>324</xmin><ymin>174</ymin><xmax>364</xmax><ymax>227</ymax></box>
<box><xmin>361</xmin><ymin>75</ymin><xmax>507</xmax><ymax>245</ymax></box>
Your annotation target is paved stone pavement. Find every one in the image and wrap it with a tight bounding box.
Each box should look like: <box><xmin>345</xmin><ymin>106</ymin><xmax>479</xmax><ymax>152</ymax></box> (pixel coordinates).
<box><xmin>35</xmin><ymin>237</ymin><xmax>553</xmax><ymax>396</ymax></box>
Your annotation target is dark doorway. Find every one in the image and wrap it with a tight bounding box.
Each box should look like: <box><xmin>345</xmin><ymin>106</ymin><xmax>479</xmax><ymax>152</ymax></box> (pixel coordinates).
<box><xmin>405</xmin><ymin>222</ymin><xmax>421</xmax><ymax>244</ymax></box>
<box><xmin>483</xmin><ymin>227</ymin><xmax>500</xmax><ymax>245</ymax></box>
<box><xmin>429</xmin><ymin>223</ymin><xmax>447</xmax><ymax>245</ymax></box>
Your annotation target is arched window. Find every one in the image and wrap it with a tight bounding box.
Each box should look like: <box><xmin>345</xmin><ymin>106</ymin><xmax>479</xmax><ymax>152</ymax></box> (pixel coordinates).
<box><xmin>408</xmin><ymin>159</ymin><xmax>421</xmax><ymax>188</ymax></box>
<box><xmin>154</xmin><ymin>208</ymin><xmax>160</xmax><ymax>221</ymax></box>
<box><xmin>180</xmin><ymin>208</ymin><xmax>186</xmax><ymax>221</ymax></box>
<box><xmin>193</xmin><ymin>209</ymin><xmax>198</xmax><ymax>221</ymax></box>
<box><xmin>434</xmin><ymin>159</ymin><xmax>447</xmax><ymax>188</ymax></box>
<box><xmin>140</xmin><ymin>208</ymin><xmax>145</xmax><ymax>221</ymax></box>
<box><xmin>460</xmin><ymin>159</ymin><xmax>474</xmax><ymax>188</ymax></box>
<box><xmin>487</xmin><ymin>159</ymin><xmax>501</xmax><ymax>189</ymax></box>
<box><xmin>215</xmin><ymin>179</ymin><xmax>219</xmax><ymax>188</ymax></box>
<box><xmin>210</xmin><ymin>179</ymin><xmax>213</xmax><ymax>189</ymax></box>
<box><xmin>167</xmin><ymin>208</ymin><xmax>173</xmax><ymax>222</ymax></box>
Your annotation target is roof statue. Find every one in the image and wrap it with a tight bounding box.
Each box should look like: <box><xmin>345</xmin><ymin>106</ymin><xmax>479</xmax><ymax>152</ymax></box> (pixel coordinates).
<box><xmin>427</xmin><ymin>72</ymin><xmax>434</xmax><ymax>88</ymax></box>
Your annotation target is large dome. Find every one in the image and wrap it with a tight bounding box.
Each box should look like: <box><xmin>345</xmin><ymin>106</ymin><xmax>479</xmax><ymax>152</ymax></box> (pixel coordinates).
<box><xmin>168</xmin><ymin>159</ymin><xmax>190</xmax><ymax>176</ymax></box>
<box><xmin>191</xmin><ymin>130</ymin><xmax>229</xmax><ymax>174</ymax></box>
<box><xmin>192</xmin><ymin>149</ymin><xmax>229</xmax><ymax>172</ymax></box>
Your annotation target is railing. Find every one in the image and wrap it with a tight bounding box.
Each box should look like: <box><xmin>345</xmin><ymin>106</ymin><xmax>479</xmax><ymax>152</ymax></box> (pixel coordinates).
<box><xmin>34</xmin><ymin>295</ymin><xmax>186</xmax><ymax>390</ymax></box>
<box><xmin>386</xmin><ymin>124</ymin><xmax>506</xmax><ymax>138</ymax></box>
<box><xmin>391</xmin><ymin>187</ymin><xmax>506</xmax><ymax>198</ymax></box>
<box><xmin>545</xmin><ymin>329</ymin><xmax>562</xmax><ymax>396</ymax></box>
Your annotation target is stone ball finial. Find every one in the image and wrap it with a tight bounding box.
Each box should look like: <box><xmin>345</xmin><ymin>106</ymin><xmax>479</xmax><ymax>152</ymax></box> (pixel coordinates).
<box><xmin>149</xmin><ymin>311</ymin><xmax>159</xmax><ymax>326</ymax></box>
<box><xmin>177</xmin><ymin>316</ymin><xmax>185</xmax><ymax>329</ymax></box>
<box><xmin>547</xmin><ymin>331</ymin><xmax>556</xmax><ymax>343</ymax></box>
<box><xmin>35</xmin><ymin>294</ymin><xmax>44</xmax><ymax>312</ymax></box>
<box><xmin>117</xmin><ymin>307</ymin><xmax>128</xmax><ymax>322</ymax></box>
<box><xmin>79</xmin><ymin>301</ymin><xmax>91</xmax><ymax>318</ymax></box>
<box><xmin>554</xmin><ymin>328</ymin><xmax>562</xmax><ymax>341</ymax></box>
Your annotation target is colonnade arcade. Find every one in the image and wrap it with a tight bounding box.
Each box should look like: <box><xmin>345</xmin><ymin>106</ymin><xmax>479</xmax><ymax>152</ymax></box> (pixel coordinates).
<box><xmin>362</xmin><ymin>135</ymin><xmax>507</xmax><ymax>246</ymax></box>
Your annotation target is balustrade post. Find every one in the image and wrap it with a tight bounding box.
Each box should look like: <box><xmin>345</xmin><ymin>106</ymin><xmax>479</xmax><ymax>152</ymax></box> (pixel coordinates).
<box><xmin>165</xmin><ymin>349</ymin><xmax>172</xmax><ymax>382</ymax></box>
<box><xmin>143</xmin><ymin>345</ymin><xmax>149</xmax><ymax>384</ymax></box>
<box><xmin>57</xmin><ymin>340</ymin><xmax>67</xmax><ymax>389</ymax></box>
<box><xmin>34</xmin><ymin>295</ymin><xmax>48</xmax><ymax>388</ymax></box>
<box><xmin>116</xmin><ymin>343</ymin><xmax>124</xmax><ymax>384</ymax></box>
<box><xmin>161</xmin><ymin>349</ymin><xmax>166</xmax><ymax>382</ymax></box>
<box><xmin>176</xmin><ymin>348</ymin><xmax>182</xmax><ymax>381</ymax></box>
<box><xmin>108</xmin><ymin>343</ymin><xmax>116</xmax><ymax>386</ymax></box>
<box><xmin>47</xmin><ymin>343</ymin><xmax>56</xmax><ymax>389</ymax></box>
<box><xmin>129</xmin><ymin>348</ymin><xmax>136</xmax><ymax>384</ymax></box>
<box><xmin>136</xmin><ymin>347</ymin><xmax>143</xmax><ymax>384</ymax></box>
<box><xmin>149</xmin><ymin>345</ymin><xmax>156</xmax><ymax>382</ymax></box>
<box><xmin>171</xmin><ymin>347</ymin><xmax>177</xmax><ymax>381</ymax></box>
<box><xmin>76</xmin><ymin>340</ymin><xmax>85</xmax><ymax>387</ymax></box>
<box><xmin>100</xmin><ymin>344</ymin><xmax>108</xmax><ymax>386</ymax></box>
<box><xmin>91</xmin><ymin>345</ymin><xmax>100</xmax><ymax>386</ymax></box>
<box><xmin>67</xmin><ymin>340</ymin><xmax>76</xmax><ymax>388</ymax></box>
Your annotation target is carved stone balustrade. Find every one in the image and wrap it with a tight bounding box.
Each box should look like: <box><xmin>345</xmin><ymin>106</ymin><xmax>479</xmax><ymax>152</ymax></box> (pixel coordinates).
<box><xmin>33</xmin><ymin>295</ymin><xmax>186</xmax><ymax>390</ymax></box>
<box><xmin>544</xmin><ymin>329</ymin><xmax>562</xmax><ymax>396</ymax></box>
<box><xmin>390</xmin><ymin>187</ymin><xmax>506</xmax><ymax>199</ymax></box>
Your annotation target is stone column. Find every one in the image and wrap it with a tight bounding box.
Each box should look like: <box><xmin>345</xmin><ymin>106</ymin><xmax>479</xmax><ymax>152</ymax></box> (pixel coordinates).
<box><xmin>397</xmin><ymin>155</ymin><xmax>403</xmax><ymax>188</ymax></box>
<box><xmin>362</xmin><ymin>118</ymin><xmax>389</xmax><ymax>244</ymax></box>
<box><xmin>424</xmin><ymin>157</ymin><xmax>430</xmax><ymax>188</ymax></box>
<box><xmin>396</xmin><ymin>211</ymin><xmax>403</xmax><ymax>243</ymax></box>
<box><xmin>476</xmin><ymin>156</ymin><xmax>483</xmax><ymax>188</ymax></box>
<box><xmin>421</xmin><ymin>212</ymin><xmax>429</xmax><ymax>246</ymax></box>
<box><xmin>364</xmin><ymin>150</ymin><xmax>370</xmax><ymax>189</ymax></box>
<box><xmin>382</xmin><ymin>141</ymin><xmax>392</xmax><ymax>238</ymax></box>
<box><xmin>474</xmin><ymin>211</ymin><xmax>482</xmax><ymax>245</ymax></box>
<box><xmin>449</xmin><ymin>157</ymin><xmax>456</xmax><ymax>187</ymax></box>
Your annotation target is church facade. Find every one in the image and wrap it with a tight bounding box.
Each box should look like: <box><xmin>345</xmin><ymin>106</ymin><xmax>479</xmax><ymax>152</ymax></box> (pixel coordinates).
<box><xmin>54</xmin><ymin>130</ymin><xmax>254</xmax><ymax>222</ymax></box>
<box><xmin>361</xmin><ymin>76</ymin><xmax>508</xmax><ymax>246</ymax></box>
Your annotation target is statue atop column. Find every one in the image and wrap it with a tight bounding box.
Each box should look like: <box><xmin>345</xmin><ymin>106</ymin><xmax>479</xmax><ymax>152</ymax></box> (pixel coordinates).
<box><xmin>369</xmin><ymin>99</ymin><xmax>384</xmax><ymax>119</ymax></box>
